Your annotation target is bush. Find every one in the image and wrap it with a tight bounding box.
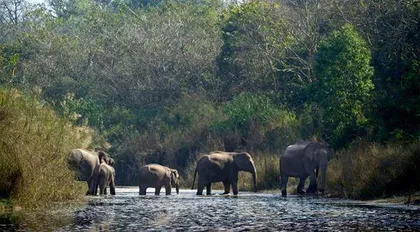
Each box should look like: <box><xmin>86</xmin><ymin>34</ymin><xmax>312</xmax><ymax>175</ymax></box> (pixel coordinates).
<box><xmin>327</xmin><ymin>139</ymin><xmax>420</xmax><ymax>199</ymax></box>
<box><xmin>239</xmin><ymin>153</ymin><xmax>281</xmax><ymax>191</ymax></box>
<box><xmin>0</xmin><ymin>88</ymin><xmax>87</xmax><ymax>208</ymax></box>
<box><xmin>211</xmin><ymin>93</ymin><xmax>299</xmax><ymax>152</ymax></box>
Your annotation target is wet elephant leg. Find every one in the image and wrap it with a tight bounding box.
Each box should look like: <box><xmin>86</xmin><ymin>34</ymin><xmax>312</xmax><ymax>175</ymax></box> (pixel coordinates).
<box><xmin>297</xmin><ymin>176</ymin><xmax>307</xmax><ymax>194</ymax></box>
<box><xmin>86</xmin><ymin>180</ymin><xmax>91</xmax><ymax>195</ymax></box>
<box><xmin>165</xmin><ymin>185</ymin><xmax>172</xmax><ymax>195</ymax></box>
<box><xmin>197</xmin><ymin>181</ymin><xmax>205</xmax><ymax>195</ymax></box>
<box><xmin>206</xmin><ymin>183</ymin><xmax>212</xmax><ymax>195</ymax></box>
<box><xmin>139</xmin><ymin>186</ymin><xmax>147</xmax><ymax>195</ymax></box>
<box><xmin>281</xmin><ymin>175</ymin><xmax>289</xmax><ymax>196</ymax></box>
<box><xmin>222</xmin><ymin>181</ymin><xmax>230</xmax><ymax>194</ymax></box>
<box><xmin>306</xmin><ymin>171</ymin><xmax>317</xmax><ymax>194</ymax></box>
<box><xmin>232</xmin><ymin>181</ymin><xmax>238</xmax><ymax>195</ymax></box>
<box><xmin>231</xmin><ymin>172</ymin><xmax>239</xmax><ymax>195</ymax></box>
<box><xmin>155</xmin><ymin>186</ymin><xmax>162</xmax><ymax>195</ymax></box>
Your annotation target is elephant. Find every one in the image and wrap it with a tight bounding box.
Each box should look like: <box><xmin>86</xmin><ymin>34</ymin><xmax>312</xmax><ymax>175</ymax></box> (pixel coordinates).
<box><xmin>138</xmin><ymin>164</ymin><xmax>180</xmax><ymax>195</ymax></box>
<box><xmin>67</xmin><ymin>149</ymin><xmax>114</xmax><ymax>195</ymax></box>
<box><xmin>97</xmin><ymin>162</ymin><xmax>116</xmax><ymax>195</ymax></box>
<box><xmin>279</xmin><ymin>141</ymin><xmax>334</xmax><ymax>196</ymax></box>
<box><xmin>192</xmin><ymin>151</ymin><xmax>257</xmax><ymax>195</ymax></box>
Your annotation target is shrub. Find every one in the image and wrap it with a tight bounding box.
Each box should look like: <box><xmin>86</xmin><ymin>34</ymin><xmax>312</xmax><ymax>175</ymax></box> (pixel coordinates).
<box><xmin>0</xmin><ymin>88</ymin><xmax>87</xmax><ymax>208</ymax></box>
<box><xmin>211</xmin><ymin>93</ymin><xmax>299</xmax><ymax>152</ymax></box>
<box><xmin>327</xmin><ymin>139</ymin><xmax>420</xmax><ymax>199</ymax></box>
<box><xmin>239</xmin><ymin>153</ymin><xmax>281</xmax><ymax>191</ymax></box>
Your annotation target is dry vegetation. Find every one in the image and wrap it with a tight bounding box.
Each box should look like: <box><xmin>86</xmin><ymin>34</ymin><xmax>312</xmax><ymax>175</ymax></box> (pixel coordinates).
<box><xmin>327</xmin><ymin>140</ymin><xmax>420</xmax><ymax>199</ymax></box>
<box><xmin>0</xmin><ymin>89</ymin><xmax>89</xmax><ymax>208</ymax></box>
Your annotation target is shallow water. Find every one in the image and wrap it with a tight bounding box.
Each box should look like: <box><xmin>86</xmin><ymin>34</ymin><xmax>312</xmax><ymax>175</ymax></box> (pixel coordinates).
<box><xmin>2</xmin><ymin>187</ymin><xmax>420</xmax><ymax>231</ymax></box>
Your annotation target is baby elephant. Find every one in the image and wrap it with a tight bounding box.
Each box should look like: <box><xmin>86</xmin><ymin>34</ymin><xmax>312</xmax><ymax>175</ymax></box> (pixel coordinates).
<box><xmin>98</xmin><ymin>162</ymin><xmax>116</xmax><ymax>195</ymax></box>
<box><xmin>138</xmin><ymin>164</ymin><xmax>180</xmax><ymax>195</ymax></box>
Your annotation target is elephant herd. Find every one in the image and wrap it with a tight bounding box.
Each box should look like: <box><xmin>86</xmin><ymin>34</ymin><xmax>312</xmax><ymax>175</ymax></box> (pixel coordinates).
<box><xmin>67</xmin><ymin>141</ymin><xmax>334</xmax><ymax>197</ymax></box>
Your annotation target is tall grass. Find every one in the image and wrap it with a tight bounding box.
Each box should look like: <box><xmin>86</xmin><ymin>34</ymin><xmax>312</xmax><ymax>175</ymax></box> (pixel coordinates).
<box><xmin>0</xmin><ymin>89</ymin><xmax>88</xmax><ymax>208</ymax></box>
<box><xmin>327</xmin><ymin>139</ymin><xmax>420</xmax><ymax>199</ymax></box>
<box><xmin>238</xmin><ymin>154</ymin><xmax>281</xmax><ymax>191</ymax></box>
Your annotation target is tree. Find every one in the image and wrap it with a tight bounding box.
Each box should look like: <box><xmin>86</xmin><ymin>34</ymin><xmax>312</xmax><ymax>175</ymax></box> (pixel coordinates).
<box><xmin>311</xmin><ymin>24</ymin><xmax>374</xmax><ymax>146</ymax></box>
<box><xmin>216</xmin><ymin>0</ymin><xmax>291</xmax><ymax>101</ymax></box>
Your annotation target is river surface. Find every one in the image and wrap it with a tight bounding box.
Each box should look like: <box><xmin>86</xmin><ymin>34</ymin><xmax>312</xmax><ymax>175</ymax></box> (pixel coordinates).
<box><xmin>2</xmin><ymin>187</ymin><xmax>420</xmax><ymax>231</ymax></box>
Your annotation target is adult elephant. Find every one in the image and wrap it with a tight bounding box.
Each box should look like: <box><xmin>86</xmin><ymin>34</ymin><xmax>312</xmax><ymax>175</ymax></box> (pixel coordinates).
<box><xmin>192</xmin><ymin>151</ymin><xmax>257</xmax><ymax>195</ymax></box>
<box><xmin>138</xmin><ymin>164</ymin><xmax>180</xmax><ymax>195</ymax></box>
<box><xmin>279</xmin><ymin>142</ymin><xmax>334</xmax><ymax>196</ymax></box>
<box><xmin>67</xmin><ymin>149</ymin><xmax>113</xmax><ymax>195</ymax></box>
<box><xmin>98</xmin><ymin>162</ymin><xmax>116</xmax><ymax>195</ymax></box>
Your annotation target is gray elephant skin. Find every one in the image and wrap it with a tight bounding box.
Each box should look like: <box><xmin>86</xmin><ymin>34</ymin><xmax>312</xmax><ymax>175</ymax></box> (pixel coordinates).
<box><xmin>280</xmin><ymin>142</ymin><xmax>334</xmax><ymax>196</ymax></box>
<box><xmin>98</xmin><ymin>162</ymin><xmax>116</xmax><ymax>195</ymax></box>
<box><xmin>67</xmin><ymin>149</ymin><xmax>113</xmax><ymax>195</ymax></box>
<box><xmin>138</xmin><ymin>164</ymin><xmax>180</xmax><ymax>195</ymax></box>
<box><xmin>192</xmin><ymin>151</ymin><xmax>257</xmax><ymax>195</ymax></box>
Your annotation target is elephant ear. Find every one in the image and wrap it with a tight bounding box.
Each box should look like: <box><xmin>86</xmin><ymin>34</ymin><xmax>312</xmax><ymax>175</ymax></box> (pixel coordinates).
<box><xmin>304</xmin><ymin>142</ymin><xmax>331</xmax><ymax>163</ymax></box>
<box><xmin>303</xmin><ymin>142</ymin><xmax>320</xmax><ymax>162</ymax></box>
<box><xmin>98</xmin><ymin>150</ymin><xmax>106</xmax><ymax>163</ymax></box>
<box><xmin>170</xmin><ymin>169</ymin><xmax>179</xmax><ymax>181</ymax></box>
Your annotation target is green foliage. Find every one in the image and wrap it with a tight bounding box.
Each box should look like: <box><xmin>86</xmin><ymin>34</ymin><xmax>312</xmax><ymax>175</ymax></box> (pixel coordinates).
<box><xmin>0</xmin><ymin>88</ymin><xmax>86</xmax><ymax>208</ymax></box>
<box><xmin>312</xmin><ymin>24</ymin><xmax>374</xmax><ymax>146</ymax></box>
<box><xmin>212</xmin><ymin>93</ymin><xmax>298</xmax><ymax>152</ymax></box>
<box><xmin>0</xmin><ymin>0</ymin><xmax>418</xmax><ymax>200</ymax></box>
<box><xmin>217</xmin><ymin>1</ymin><xmax>292</xmax><ymax>100</ymax></box>
<box><xmin>0</xmin><ymin>45</ymin><xmax>20</xmax><ymax>85</ymax></box>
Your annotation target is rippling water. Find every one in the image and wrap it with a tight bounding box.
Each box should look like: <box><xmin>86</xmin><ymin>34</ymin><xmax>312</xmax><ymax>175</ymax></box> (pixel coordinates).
<box><xmin>2</xmin><ymin>187</ymin><xmax>420</xmax><ymax>231</ymax></box>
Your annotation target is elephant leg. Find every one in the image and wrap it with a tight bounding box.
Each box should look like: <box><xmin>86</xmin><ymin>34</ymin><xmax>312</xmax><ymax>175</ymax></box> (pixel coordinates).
<box><xmin>99</xmin><ymin>177</ymin><xmax>106</xmax><ymax>195</ymax></box>
<box><xmin>99</xmin><ymin>184</ymin><xmax>105</xmax><ymax>195</ymax></box>
<box><xmin>206</xmin><ymin>183</ymin><xmax>212</xmax><ymax>195</ymax></box>
<box><xmin>155</xmin><ymin>186</ymin><xmax>162</xmax><ymax>195</ymax></box>
<box><xmin>280</xmin><ymin>175</ymin><xmax>288</xmax><ymax>196</ymax></box>
<box><xmin>297</xmin><ymin>176</ymin><xmax>307</xmax><ymax>194</ymax></box>
<box><xmin>87</xmin><ymin>178</ymin><xmax>97</xmax><ymax>195</ymax></box>
<box><xmin>165</xmin><ymin>185</ymin><xmax>172</xmax><ymax>195</ymax></box>
<box><xmin>222</xmin><ymin>181</ymin><xmax>230</xmax><ymax>195</ymax></box>
<box><xmin>197</xmin><ymin>181</ymin><xmax>205</xmax><ymax>195</ymax></box>
<box><xmin>86</xmin><ymin>180</ymin><xmax>91</xmax><ymax>195</ymax></box>
<box><xmin>230</xmin><ymin>171</ymin><xmax>239</xmax><ymax>195</ymax></box>
<box><xmin>139</xmin><ymin>186</ymin><xmax>147</xmax><ymax>195</ymax></box>
<box><xmin>232</xmin><ymin>181</ymin><xmax>238</xmax><ymax>195</ymax></box>
<box><xmin>306</xmin><ymin>172</ymin><xmax>317</xmax><ymax>194</ymax></box>
<box><xmin>110</xmin><ymin>179</ymin><xmax>116</xmax><ymax>195</ymax></box>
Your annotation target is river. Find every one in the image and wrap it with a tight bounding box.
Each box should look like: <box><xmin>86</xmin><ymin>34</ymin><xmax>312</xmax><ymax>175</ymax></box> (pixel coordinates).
<box><xmin>1</xmin><ymin>187</ymin><xmax>420</xmax><ymax>231</ymax></box>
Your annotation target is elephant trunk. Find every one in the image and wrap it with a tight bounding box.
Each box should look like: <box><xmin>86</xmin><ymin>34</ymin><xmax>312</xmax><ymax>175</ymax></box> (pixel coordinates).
<box><xmin>175</xmin><ymin>183</ymin><xmax>179</xmax><ymax>194</ymax></box>
<box><xmin>110</xmin><ymin>176</ymin><xmax>116</xmax><ymax>195</ymax></box>
<box><xmin>251</xmin><ymin>167</ymin><xmax>257</xmax><ymax>192</ymax></box>
<box><xmin>191</xmin><ymin>167</ymin><xmax>197</xmax><ymax>190</ymax></box>
<box><xmin>318</xmin><ymin>165</ymin><xmax>327</xmax><ymax>193</ymax></box>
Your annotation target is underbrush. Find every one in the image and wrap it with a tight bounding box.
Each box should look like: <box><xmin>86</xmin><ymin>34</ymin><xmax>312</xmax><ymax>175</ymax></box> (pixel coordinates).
<box><xmin>327</xmin><ymin>139</ymin><xmax>420</xmax><ymax>199</ymax></box>
<box><xmin>0</xmin><ymin>89</ymin><xmax>88</xmax><ymax>208</ymax></box>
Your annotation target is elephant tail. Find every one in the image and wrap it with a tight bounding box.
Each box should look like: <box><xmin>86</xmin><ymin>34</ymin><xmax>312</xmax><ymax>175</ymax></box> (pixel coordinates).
<box><xmin>191</xmin><ymin>167</ymin><xmax>198</xmax><ymax>190</ymax></box>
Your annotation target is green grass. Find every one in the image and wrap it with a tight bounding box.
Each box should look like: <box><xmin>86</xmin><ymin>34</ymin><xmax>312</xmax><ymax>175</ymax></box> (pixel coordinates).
<box><xmin>0</xmin><ymin>88</ymin><xmax>87</xmax><ymax>209</ymax></box>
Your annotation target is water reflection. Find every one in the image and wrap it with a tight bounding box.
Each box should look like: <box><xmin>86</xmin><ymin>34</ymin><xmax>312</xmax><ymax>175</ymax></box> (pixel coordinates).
<box><xmin>1</xmin><ymin>187</ymin><xmax>420</xmax><ymax>231</ymax></box>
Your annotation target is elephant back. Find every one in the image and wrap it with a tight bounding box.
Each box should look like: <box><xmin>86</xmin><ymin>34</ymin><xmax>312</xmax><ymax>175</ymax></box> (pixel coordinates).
<box><xmin>139</xmin><ymin>164</ymin><xmax>168</xmax><ymax>186</ymax></box>
<box><xmin>99</xmin><ymin>163</ymin><xmax>115</xmax><ymax>180</ymax></box>
<box><xmin>68</xmin><ymin>149</ymin><xmax>100</xmax><ymax>181</ymax></box>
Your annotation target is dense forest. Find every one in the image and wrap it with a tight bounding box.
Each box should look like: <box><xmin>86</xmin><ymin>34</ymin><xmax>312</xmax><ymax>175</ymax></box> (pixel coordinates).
<box><xmin>0</xmin><ymin>0</ymin><xmax>419</xmax><ymax>207</ymax></box>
